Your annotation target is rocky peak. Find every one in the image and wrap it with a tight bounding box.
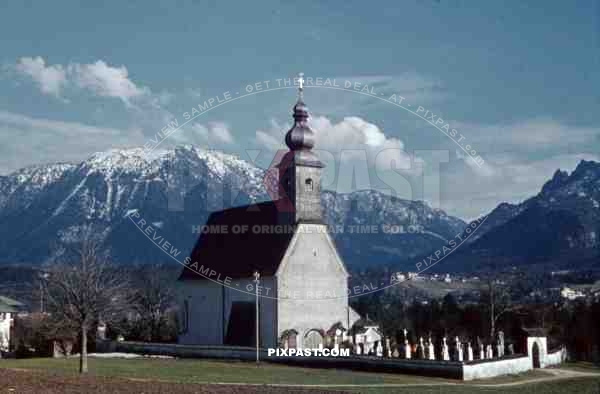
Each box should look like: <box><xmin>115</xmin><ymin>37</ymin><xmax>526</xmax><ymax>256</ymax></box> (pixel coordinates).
<box><xmin>541</xmin><ymin>169</ymin><xmax>570</xmax><ymax>194</ymax></box>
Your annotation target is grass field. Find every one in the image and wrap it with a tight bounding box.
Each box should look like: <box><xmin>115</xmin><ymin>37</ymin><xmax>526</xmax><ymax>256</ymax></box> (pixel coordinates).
<box><xmin>1</xmin><ymin>357</ymin><xmax>599</xmax><ymax>393</ymax></box>
<box><xmin>0</xmin><ymin>357</ymin><xmax>448</xmax><ymax>385</ymax></box>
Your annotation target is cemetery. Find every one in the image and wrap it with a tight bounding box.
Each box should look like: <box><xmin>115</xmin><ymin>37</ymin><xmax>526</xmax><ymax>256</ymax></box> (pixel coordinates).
<box><xmin>96</xmin><ymin>326</ymin><xmax>567</xmax><ymax>380</ymax></box>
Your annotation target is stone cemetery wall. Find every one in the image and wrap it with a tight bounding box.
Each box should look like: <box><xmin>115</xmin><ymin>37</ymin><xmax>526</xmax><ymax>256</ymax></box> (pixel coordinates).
<box><xmin>462</xmin><ymin>355</ymin><xmax>532</xmax><ymax>380</ymax></box>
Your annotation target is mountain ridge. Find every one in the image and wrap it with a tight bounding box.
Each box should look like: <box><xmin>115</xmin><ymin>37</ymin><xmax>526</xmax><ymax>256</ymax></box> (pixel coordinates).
<box><xmin>0</xmin><ymin>146</ymin><xmax>466</xmax><ymax>269</ymax></box>
<box><xmin>439</xmin><ymin>159</ymin><xmax>600</xmax><ymax>273</ymax></box>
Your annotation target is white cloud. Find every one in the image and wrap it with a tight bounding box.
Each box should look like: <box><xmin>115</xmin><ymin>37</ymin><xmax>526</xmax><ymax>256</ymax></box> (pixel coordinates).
<box><xmin>69</xmin><ymin>60</ymin><xmax>148</xmax><ymax>106</ymax></box>
<box><xmin>12</xmin><ymin>57</ymin><xmax>155</xmax><ymax>108</ymax></box>
<box><xmin>255</xmin><ymin>130</ymin><xmax>282</xmax><ymax>151</ymax></box>
<box><xmin>170</xmin><ymin>122</ymin><xmax>235</xmax><ymax>147</ymax></box>
<box><xmin>256</xmin><ymin>115</ymin><xmax>416</xmax><ymax>172</ymax></box>
<box><xmin>208</xmin><ymin>122</ymin><xmax>234</xmax><ymax>144</ymax></box>
<box><xmin>0</xmin><ymin>111</ymin><xmax>145</xmax><ymax>174</ymax></box>
<box><xmin>456</xmin><ymin>149</ymin><xmax>495</xmax><ymax>177</ymax></box>
<box><xmin>15</xmin><ymin>57</ymin><xmax>67</xmax><ymax>98</ymax></box>
<box><xmin>0</xmin><ymin>110</ymin><xmax>129</xmax><ymax>136</ymax></box>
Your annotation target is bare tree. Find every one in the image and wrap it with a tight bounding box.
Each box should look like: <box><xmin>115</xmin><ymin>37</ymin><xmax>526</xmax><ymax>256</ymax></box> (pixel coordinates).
<box><xmin>481</xmin><ymin>279</ymin><xmax>517</xmax><ymax>340</ymax></box>
<box><xmin>132</xmin><ymin>264</ymin><xmax>176</xmax><ymax>341</ymax></box>
<box><xmin>45</xmin><ymin>237</ymin><xmax>129</xmax><ymax>373</ymax></box>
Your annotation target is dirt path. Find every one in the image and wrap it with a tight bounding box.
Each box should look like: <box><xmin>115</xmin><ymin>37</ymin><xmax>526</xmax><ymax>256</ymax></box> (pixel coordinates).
<box><xmin>472</xmin><ymin>368</ymin><xmax>600</xmax><ymax>388</ymax></box>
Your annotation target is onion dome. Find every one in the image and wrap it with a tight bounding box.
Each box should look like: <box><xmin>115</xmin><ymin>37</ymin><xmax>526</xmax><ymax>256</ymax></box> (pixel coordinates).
<box><xmin>285</xmin><ymin>98</ymin><xmax>315</xmax><ymax>151</ymax></box>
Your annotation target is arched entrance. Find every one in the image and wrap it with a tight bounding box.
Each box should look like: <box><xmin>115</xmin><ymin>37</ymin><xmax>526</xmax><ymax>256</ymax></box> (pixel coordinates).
<box><xmin>304</xmin><ymin>330</ymin><xmax>324</xmax><ymax>349</ymax></box>
<box><xmin>532</xmin><ymin>342</ymin><xmax>541</xmax><ymax>368</ymax></box>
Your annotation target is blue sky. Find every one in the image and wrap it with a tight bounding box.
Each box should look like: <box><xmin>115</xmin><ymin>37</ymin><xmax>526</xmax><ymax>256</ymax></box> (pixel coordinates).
<box><xmin>0</xmin><ymin>0</ymin><xmax>598</xmax><ymax>219</ymax></box>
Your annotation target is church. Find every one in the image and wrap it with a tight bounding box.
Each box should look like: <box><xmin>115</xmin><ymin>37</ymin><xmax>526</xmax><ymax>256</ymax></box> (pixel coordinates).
<box><xmin>178</xmin><ymin>82</ymin><xmax>362</xmax><ymax>349</ymax></box>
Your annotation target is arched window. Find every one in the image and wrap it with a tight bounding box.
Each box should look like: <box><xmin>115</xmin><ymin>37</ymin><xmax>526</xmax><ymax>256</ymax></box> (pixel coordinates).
<box><xmin>305</xmin><ymin>178</ymin><xmax>313</xmax><ymax>191</ymax></box>
<box><xmin>304</xmin><ymin>329</ymin><xmax>324</xmax><ymax>349</ymax></box>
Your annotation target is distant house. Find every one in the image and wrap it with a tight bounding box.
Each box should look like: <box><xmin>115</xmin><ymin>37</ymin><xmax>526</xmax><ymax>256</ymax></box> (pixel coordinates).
<box><xmin>0</xmin><ymin>295</ymin><xmax>25</xmax><ymax>352</ymax></box>
<box><xmin>560</xmin><ymin>287</ymin><xmax>585</xmax><ymax>300</ymax></box>
<box><xmin>349</xmin><ymin>316</ymin><xmax>383</xmax><ymax>355</ymax></box>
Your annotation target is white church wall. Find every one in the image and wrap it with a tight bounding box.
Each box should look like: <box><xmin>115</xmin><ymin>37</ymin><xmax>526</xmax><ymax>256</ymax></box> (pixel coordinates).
<box><xmin>259</xmin><ymin>277</ymin><xmax>277</xmax><ymax>348</ymax></box>
<box><xmin>178</xmin><ymin>280</ymin><xmax>223</xmax><ymax>345</ymax></box>
<box><xmin>277</xmin><ymin>223</ymin><xmax>349</xmax><ymax>349</ymax></box>
<box><xmin>348</xmin><ymin>307</ymin><xmax>362</xmax><ymax>328</ymax></box>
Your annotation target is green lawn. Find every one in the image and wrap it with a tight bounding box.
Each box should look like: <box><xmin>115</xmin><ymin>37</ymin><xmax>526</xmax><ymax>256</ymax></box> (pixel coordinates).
<box><xmin>0</xmin><ymin>357</ymin><xmax>449</xmax><ymax>385</ymax></box>
<box><xmin>1</xmin><ymin>357</ymin><xmax>600</xmax><ymax>394</ymax></box>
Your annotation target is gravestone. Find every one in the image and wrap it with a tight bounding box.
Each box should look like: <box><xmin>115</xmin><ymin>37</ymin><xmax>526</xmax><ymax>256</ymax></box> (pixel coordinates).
<box><xmin>385</xmin><ymin>337</ymin><xmax>391</xmax><ymax>358</ymax></box>
<box><xmin>496</xmin><ymin>331</ymin><xmax>505</xmax><ymax>358</ymax></box>
<box><xmin>467</xmin><ymin>342</ymin><xmax>474</xmax><ymax>361</ymax></box>
<box><xmin>486</xmin><ymin>344</ymin><xmax>493</xmax><ymax>359</ymax></box>
<box><xmin>477</xmin><ymin>337</ymin><xmax>484</xmax><ymax>360</ymax></box>
<box><xmin>427</xmin><ymin>337</ymin><xmax>435</xmax><ymax>360</ymax></box>
<box><xmin>442</xmin><ymin>337</ymin><xmax>450</xmax><ymax>361</ymax></box>
<box><xmin>456</xmin><ymin>337</ymin><xmax>463</xmax><ymax>362</ymax></box>
<box><xmin>376</xmin><ymin>341</ymin><xmax>383</xmax><ymax>357</ymax></box>
<box><xmin>507</xmin><ymin>343</ymin><xmax>515</xmax><ymax>355</ymax></box>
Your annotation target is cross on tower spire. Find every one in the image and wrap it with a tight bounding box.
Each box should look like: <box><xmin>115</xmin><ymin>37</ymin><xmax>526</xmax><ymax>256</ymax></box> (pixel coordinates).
<box><xmin>278</xmin><ymin>72</ymin><xmax>324</xmax><ymax>224</ymax></box>
<box><xmin>297</xmin><ymin>72</ymin><xmax>304</xmax><ymax>100</ymax></box>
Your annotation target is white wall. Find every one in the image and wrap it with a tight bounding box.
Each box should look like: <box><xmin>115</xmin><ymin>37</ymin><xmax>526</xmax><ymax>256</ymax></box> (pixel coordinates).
<box><xmin>0</xmin><ymin>312</ymin><xmax>11</xmax><ymax>351</ymax></box>
<box><xmin>277</xmin><ymin>223</ymin><xmax>349</xmax><ymax>348</ymax></box>
<box><xmin>463</xmin><ymin>356</ymin><xmax>532</xmax><ymax>380</ymax></box>
<box><xmin>526</xmin><ymin>336</ymin><xmax>547</xmax><ymax>366</ymax></box>
<box><xmin>463</xmin><ymin>338</ymin><xmax>567</xmax><ymax>380</ymax></box>
<box><xmin>543</xmin><ymin>347</ymin><xmax>567</xmax><ymax>368</ymax></box>
<box><xmin>348</xmin><ymin>307</ymin><xmax>361</xmax><ymax>328</ymax></box>
<box><xmin>178</xmin><ymin>280</ymin><xmax>223</xmax><ymax>345</ymax></box>
<box><xmin>178</xmin><ymin>277</ymin><xmax>278</xmax><ymax>348</ymax></box>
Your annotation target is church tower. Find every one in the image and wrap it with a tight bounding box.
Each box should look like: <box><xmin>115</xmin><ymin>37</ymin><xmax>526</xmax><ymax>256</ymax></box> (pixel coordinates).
<box><xmin>278</xmin><ymin>74</ymin><xmax>324</xmax><ymax>223</ymax></box>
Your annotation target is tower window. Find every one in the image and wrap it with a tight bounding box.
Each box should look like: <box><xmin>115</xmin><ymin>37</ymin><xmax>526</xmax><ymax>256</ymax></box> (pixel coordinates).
<box><xmin>305</xmin><ymin>178</ymin><xmax>313</xmax><ymax>191</ymax></box>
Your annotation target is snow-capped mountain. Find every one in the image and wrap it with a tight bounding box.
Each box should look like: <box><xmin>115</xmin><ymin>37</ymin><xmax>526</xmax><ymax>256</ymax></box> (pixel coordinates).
<box><xmin>322</xmin><ymin>189</ymin><xmax>465</xmax><ymax>268</ymax></box>
<box><xmin>439</xmin><ymin>159</ymin><xmax>600</xmax><ymax>273</ymax></box>
<box><xmin>0</xmin><ymin>146</ymin><xmax>466</xmax><ymax>268</ymax></box>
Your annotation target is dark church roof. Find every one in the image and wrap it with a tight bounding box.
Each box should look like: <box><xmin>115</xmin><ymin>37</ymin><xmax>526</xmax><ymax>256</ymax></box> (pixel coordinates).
<box><xmin>178</xmin><ymin>200</ymin><xmax>296</xmax><ymax>281</ymax></box>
